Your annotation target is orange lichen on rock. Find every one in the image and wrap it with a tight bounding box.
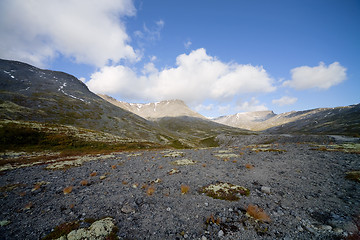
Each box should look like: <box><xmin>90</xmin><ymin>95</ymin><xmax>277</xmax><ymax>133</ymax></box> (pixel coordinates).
<box><xmin>246</xmin><ymin>204</ymin><xmax>271</xmax><ymax>222</ymax></box>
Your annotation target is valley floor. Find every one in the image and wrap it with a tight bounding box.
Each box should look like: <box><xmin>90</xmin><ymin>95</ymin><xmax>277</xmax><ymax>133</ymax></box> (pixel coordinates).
<box><xmin>0</xmin><ymin>134</ymin><xmax>359</xmax><ymax>239</ymax></box>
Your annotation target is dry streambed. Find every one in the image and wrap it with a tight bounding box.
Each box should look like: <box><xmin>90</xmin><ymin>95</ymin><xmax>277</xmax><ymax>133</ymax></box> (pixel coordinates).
<box><xmin>0</xmin><ymin>135</ymin><xmax>359</xmax><ymax>239</ymax></box>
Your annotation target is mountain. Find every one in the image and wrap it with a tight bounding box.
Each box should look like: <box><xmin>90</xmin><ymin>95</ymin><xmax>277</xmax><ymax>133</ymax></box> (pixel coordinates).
<box><xmin>0</xmin><ymin>59</ymin><xmax>175</xmax><ymax>149</ymax></box>
<box><xmin>214</xmin><ymin>111</ymin><xmax>276</xmax><ymax>131</ymax></box>
<box><xmin>0</xmin><ymin>59</ymin><xmax>249</xmax><ymax>151</ymax></box>
<box><xmin>98</xmin><ymin>94</ymin><xmax>206</xmax><ymax>120</ymax></box>
<box><xmin>214</xmin><ymin>105</ymin><xmax>360</xmax><ymax>136</ymax></box>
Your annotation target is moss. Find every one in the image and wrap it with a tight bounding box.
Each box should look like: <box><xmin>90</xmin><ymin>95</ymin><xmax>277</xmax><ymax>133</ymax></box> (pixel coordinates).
<box><xmin>41</xmin><ymin>221</ymin><xmax>80</xmax><ymax>240</ymax></box>
<box><xmin>0</xmin><ymin>183</ymin><xmax>24</xmax><ymax>192</ymax></box>
<box><xmin>169</xmin><ymin>139</ymin><xmax>190</xmax><ymax>149</ymax></box>
<box><xmin>200</xmin><ymin>182</ymin><xmax>250</xmax><ymax>201</ymax></box>
<box><xmin>248</xmin><ymin>144</ymin><xmax>286</xmax><ymax>153</ymax></box>
<box><xmin>345</xmin><ymin>170</ymin><xmax>360</xmax><ymax>182</ymax></box>
<box><xmin>311</xmin><ymin>143</ymin><xmax>360</xmax><ymax>154</ymax></box>
<box><xmin>199</xmin><ymin>136</ymin><xmax>219</xmax><ymax>148</ymax></box>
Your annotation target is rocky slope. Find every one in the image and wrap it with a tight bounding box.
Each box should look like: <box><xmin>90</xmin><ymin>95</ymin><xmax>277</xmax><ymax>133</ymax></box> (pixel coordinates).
<box><xmin>0</xmin><ymin>134</ymin><xmax>359</xmax><ymax>239</ymax></box>
<box><xmin>214</xmin><ymin>105</ymin><xmax>360</xmax><ymax>136</ymax></box>
<box><xmin>98</xmin><ymin>94</ymin><xmax>206</xmax><ymax>120</ymax></box>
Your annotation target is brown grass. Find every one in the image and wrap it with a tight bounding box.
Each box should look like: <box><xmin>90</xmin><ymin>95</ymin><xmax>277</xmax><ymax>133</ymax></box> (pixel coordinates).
<box><xmin>80</xmin><ymin>180</ymin><xmax>88</xmax><ymax>186</ymax></box>
<box><xmin>245</xmin><ymin>163</ymin><xmax>254</xmax><ymax>169</ymax></box>
<box><xmin>181</xmin><ymin>185</ymin><xmax>190</xmax><ymax>194</ymax></box>
<box><xmin>246</xmin><ymin>204</ymin><xmax>271</xmax><ymax>222</ymax></box>
<box><xmin>63</xmin><ymin>186</ymin><xmax>73</xmax><ymax>195</ymax></box>
<box><xmin>24</xmin><ymin>202</ymin><xmax>33</xmax><ymax>210</ymax></box>
<box><xmin>32</xmin><ymin>184</ymin><xmax>41</xmax><ymax>191</ymax></box>
<box><xmin>147</xmin><ymin>185</ymin><xmax>155</xmax><ymax>196</ymax></box>
<box><xmin>206</xmin><ymin>214</ymin><xmax>221</xmax><ymax>225</ymax></box>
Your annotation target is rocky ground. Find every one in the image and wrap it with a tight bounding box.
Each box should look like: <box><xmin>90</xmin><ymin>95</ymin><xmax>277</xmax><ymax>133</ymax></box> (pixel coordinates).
<box><xmin>0</xmin><ymin>134</ymin><xmax>359</xmax><ymax>240</ymax></box>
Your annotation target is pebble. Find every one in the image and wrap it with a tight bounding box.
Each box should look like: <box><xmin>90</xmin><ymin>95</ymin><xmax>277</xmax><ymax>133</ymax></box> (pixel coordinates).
<box><xmin>201</xmin><ymin>236</ymin><xmax>207</xmax><ymax>240</ymax></box>
<box><xmin>218</xmin><ymin>230</ymin><xmax>224</xmax><ymax>237</ymax></box>
<box><xmin>318</xmin><ymin>225</ymin><xmax>332</xmax><ymax>231</ymax></box>
<box><xmin>121</xmin><ymin>204</ymin><xmax>135</xmax><ymax>214</ymax></box>
<box><xmin>261</xmin><ymin>186</ymin><xmax>271</xmax><ymax>194</ymax></box>
<box><xmin>204</xmin><ymin>202</ymin><xmax>209</xmax><ymax>207</ymax></box>
<box><xmin>166</xmin><ymin>207</ymin><xmax>171</xmax><ymax>212</ymax></box>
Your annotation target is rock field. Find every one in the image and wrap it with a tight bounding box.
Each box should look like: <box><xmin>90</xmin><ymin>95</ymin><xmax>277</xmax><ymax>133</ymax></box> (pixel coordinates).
<box><xmin>0</xmin><ymin>134</ymin><xmax>359</xmax><ymax>239</ymax></box>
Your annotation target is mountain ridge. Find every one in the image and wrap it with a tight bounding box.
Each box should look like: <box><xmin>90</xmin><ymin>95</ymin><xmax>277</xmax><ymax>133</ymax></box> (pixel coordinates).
<box><xmin>214</xmin><ymin>105</ymin><xmax>360</xmax><ymax>136</ymax></box>
<box><xmin>98</xmin><ymin>94</ymin><xmax>206</xmax><ymax>120</ymax></box>
<box><xmin>0</xmin><ymin>58</ymin><xmax>250</xmax><ymax>151</ymax></box>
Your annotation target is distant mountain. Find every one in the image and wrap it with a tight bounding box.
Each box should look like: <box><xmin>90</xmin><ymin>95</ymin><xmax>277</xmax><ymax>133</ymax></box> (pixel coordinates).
<box><xmin>98</xmin><ymin>94</ymin><xmax>206</xmax><ymax>120</ymax></box>
<box><xmin>214</xmin><ymin>105</ymin><xmax>360</xmax><ymax>136</ymax></box>
<box><xmin>214</xmin><ymin>111</ymin><xmax>276</xmax><ymax>131</ymax></box>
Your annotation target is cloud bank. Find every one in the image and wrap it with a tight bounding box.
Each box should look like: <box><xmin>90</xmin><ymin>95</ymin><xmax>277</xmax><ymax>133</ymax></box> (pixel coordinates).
<box><xmin>272</xmin><ymin>96</ymin><xmax>298</xmax><ymax>106</ymax></box>
<box><xmin>87</xmin><ymin>48</ymin><xmax>276</xmax><ymax>104</ymax></box>
<box><xmin>284</xmin><ymin>62</ymin><xmax>347</xmax><ymax>90</ymax></box>
<box><xmin>0</xmin><ymin>0</ymin><xmax>138</xmax><ymax>67</ymax></box>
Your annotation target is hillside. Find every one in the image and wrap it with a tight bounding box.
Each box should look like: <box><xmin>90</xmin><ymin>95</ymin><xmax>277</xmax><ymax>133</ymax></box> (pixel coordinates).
<box><xmin>0</xmin><ymin>59</ymin><xmax>250</xmax><ymax>152</ymax></box>
<box><xmin>214</xmin><ymin>105</ymin><xmax>360</xmax><ymax>136</ymax></box>
<box><xmin>98</xmin><ymin>94</ymin><xmax>206</xmax><ymax>120</ymax></box>
<box><xmin>0</xmin><ymin>59</ymin><xmax>177</xmax><ymax>149</ymax></box>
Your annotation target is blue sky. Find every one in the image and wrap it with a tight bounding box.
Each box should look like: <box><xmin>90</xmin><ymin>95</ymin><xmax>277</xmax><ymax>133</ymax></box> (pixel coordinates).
<box><xmin>1</xmin><ymin>0</ymin><xmax>359</xmax><ymax>117</ymax></box>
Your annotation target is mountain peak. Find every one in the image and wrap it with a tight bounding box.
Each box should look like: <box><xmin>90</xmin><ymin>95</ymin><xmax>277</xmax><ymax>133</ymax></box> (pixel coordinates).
<box><xmin>98</xmin><ymin>95</ymin><xmax>205</xmax><ymax>120</ymax></box>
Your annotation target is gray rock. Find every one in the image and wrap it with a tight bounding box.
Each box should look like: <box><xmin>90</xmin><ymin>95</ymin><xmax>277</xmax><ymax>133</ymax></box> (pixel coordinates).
<box><xmin>121</xmin><ymin>204</ymin><xmax>135</xmax><ymax>214</ymax></box>
<box><xmin>261</xmin><ymin>186</ymin><xmax>271</xmax><ymax>194</ymax></box>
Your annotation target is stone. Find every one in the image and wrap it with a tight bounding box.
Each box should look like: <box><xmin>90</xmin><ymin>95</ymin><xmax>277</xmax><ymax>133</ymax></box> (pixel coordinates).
<box><xmin>261</xmin><ymin>186</ymin><xmax>271</xmax><ymax>194</ymax></box>
<box><xmin>218</xmin><ymin>230</ymin><xmax>224</xmax><ymax>237</ymax></box>
<box><xmin>318</xmin><ymin>225</ymin><xmax>332</xmax><ymax>231</ymax></box>
<box><xmin>0</xmin><ymin>220</ymin><xmax>11</xmax><ymax>226</ymax></box>
<box><xmin>121</xmin><ymin>204</ymin><xmax>135</xmax><ymax>214</ymax></box>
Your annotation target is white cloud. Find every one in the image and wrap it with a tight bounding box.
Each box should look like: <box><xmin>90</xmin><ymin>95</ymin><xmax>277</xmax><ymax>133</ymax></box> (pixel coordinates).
<box><xmin>283</xmin><ymin>62</ymin><xmax>347</xmax><ymax>90</ymax></box>
<box><xmin>194</xmin><ymin>104</ymin><xmax>214</xmax><ymax>112</ymax></box>
<box><xmin>0</xmin><ymin>0</ymin><xmax>138</xmax><ymax>67</ymax></box>
<box><xmin>235</xmin><ymin>98</ymin><xmax>268</xmax><ymax>112</ymax></box>
<box><xmin>87</xmin><ymin>65</ymin><xmax>140</xmax><ymax>99</ymax></box>
<box><xmin>135</xmin><ymin>19</ymin><xmax>164</xmax><ymax>42</ymax></box>
<box><xmin>86</xmin><ymin>48</ymin><xmax>276</xmax><ymax>104</ymax></box>
<box><xmin>272</xmin><ymin>96</ymin><xmax>298</xmax><ymax>106</ymax></box>
<box><xmin>184</xmin><ymin>40</ymin><xmax>192</xmax><ymax>49</ymax></box>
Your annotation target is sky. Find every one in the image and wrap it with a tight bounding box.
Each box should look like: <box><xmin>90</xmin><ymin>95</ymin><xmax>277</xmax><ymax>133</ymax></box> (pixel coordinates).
<box><xmin>1</xmin><ymin>0</ymin><xmax>359</xmax><ymax>117</ymax></box>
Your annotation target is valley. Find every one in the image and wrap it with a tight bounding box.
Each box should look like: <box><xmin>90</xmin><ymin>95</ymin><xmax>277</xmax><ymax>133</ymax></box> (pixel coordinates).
<box><xmin>0</xmin><ymin>59</ymin><xmax>359</xmax><ymax>239</ymax></box>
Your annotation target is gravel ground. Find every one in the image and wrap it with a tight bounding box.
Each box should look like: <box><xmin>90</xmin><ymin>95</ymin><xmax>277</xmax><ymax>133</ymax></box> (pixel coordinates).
<box><xmin>0</xmin><ymin>134</ymin><xmax>359</xmax><ymax>239</ymax></box>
